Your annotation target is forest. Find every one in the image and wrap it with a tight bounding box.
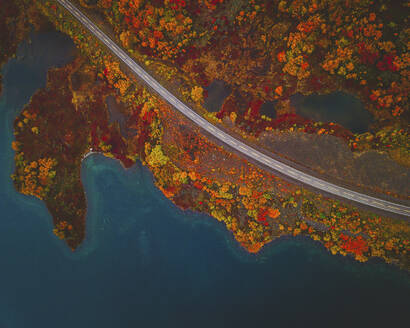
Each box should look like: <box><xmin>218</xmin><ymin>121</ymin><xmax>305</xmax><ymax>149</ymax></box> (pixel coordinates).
<box><xmin>74</xmin><ymin>0</ymin><xmax>410</xmax><ymax>198</ymax></box>
<box><xmin>2</xmin><ymin>0</ymin><xmax>409</xmax><ymax>269</ymax></box>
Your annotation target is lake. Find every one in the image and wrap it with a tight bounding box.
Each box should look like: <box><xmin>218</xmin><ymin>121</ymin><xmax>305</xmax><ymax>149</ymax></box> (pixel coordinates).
<box><xmin>204</xmin><ymin>79</ymin><xmax>231</xmax><ymax>113</ymax></box>
<box><xmin>291</xmin><ymin>92</ymin><xmax>374</xmax><ymax>134</ymax></box>
<box><xmin>0</xmin><ymin>30</ymin><xmax>408</xmax><ymax>328</ymax></box>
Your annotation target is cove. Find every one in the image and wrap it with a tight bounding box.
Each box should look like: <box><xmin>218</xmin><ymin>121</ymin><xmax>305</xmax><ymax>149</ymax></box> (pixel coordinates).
<box><xmin>0</xmin><ymin>30</ymin><xmax>409</xmax><ymax>328</ymax></box>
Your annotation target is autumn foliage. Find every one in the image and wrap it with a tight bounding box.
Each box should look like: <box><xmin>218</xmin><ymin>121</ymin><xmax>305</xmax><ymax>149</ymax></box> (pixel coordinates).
<box><xmin>24</xmin><ymin>0</ymin><xmax>409</xmax><ymax>269</ymax></box>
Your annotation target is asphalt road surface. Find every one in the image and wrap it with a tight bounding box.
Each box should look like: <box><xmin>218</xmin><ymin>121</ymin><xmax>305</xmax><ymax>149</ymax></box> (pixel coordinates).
<box><xmin>56</xmin><ymin>0</ymin><xmax>410</xmax><ymax>218</ymax></box>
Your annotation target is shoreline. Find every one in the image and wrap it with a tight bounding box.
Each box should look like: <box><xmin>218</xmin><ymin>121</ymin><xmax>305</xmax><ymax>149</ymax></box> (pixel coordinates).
<box><xmin>56</xmin><ymin>0</ymin><xmax>409</xmax><ymax>217</ymax></box>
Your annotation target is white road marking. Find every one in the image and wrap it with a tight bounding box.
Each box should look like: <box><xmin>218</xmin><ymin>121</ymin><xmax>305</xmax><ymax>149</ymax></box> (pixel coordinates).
<box><xmin>56</xmin><ymin>0</ymin><xmax>410</xmax><ymax>218</ymax></box>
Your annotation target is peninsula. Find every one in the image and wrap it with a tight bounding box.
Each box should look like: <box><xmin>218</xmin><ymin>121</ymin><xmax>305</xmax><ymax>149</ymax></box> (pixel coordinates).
<box><xmin>4</xmin><ymin>0</ymin><xmax>409</xmax><ymax>269</ymax></box>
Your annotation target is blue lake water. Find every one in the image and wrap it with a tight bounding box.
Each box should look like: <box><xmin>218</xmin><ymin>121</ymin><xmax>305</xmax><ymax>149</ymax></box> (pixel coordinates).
<box><xmin>0</xmin><ymin>31</ymin><xmax>409</xmax><ymax>328</ymax></box>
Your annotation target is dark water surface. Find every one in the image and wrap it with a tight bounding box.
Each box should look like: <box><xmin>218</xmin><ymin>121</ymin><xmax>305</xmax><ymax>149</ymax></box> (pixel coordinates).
<box><xmin>0</xmin><ymin>31</ymin><xmax>409</xmax><ymax>328</ymax></box>
<box><xmin>291</xmin><ymin>92</ymin><xmax>374</xmax><ymax>133</ymax></box>
<box><xmin>204</xmin><ymin>79</ymin><xmax>231</xmax><ymax>113</ymax></box>
<box><xmin>260</xmin><ymin>100</ymin><xmax>277</xmax><ymax>118</ymax></box>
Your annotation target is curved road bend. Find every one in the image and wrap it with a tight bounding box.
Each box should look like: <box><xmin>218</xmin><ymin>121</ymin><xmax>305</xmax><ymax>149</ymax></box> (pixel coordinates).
<box><xmin>57</xmin><ymin>0</ymin><xmax>410</xmax><ymax>218</ymax></box>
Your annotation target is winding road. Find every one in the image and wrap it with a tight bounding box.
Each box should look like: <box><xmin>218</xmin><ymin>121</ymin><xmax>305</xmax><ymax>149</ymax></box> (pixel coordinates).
<box><xmin>57</xmin><ymin>0</ymin><xmax>410</xmax><ymax>218</ymax></box>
